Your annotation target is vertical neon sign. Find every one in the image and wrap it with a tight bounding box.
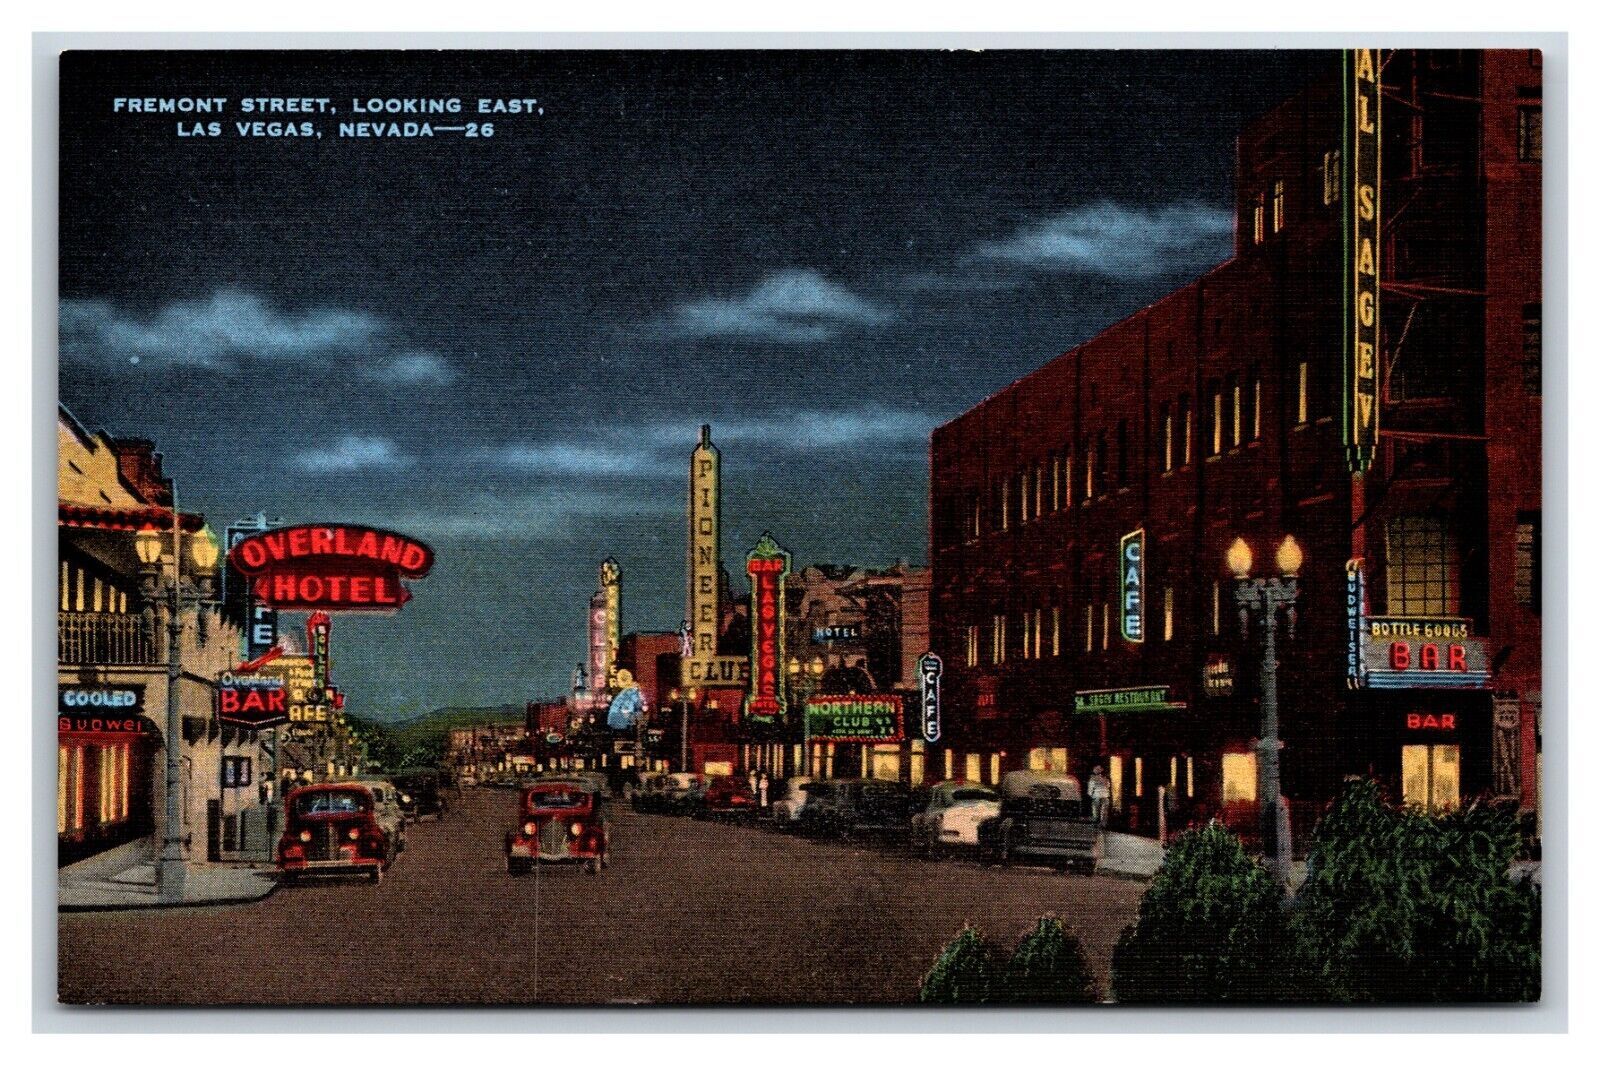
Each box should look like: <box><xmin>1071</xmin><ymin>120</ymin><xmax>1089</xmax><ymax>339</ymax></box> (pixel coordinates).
<box><xmin>600</xmin><ymin>557</ymin><xmax>621</xmax><ymax>690</ymax></box>
<box><xmin>1344</xmin><ymin>47</ymin><xmax>1381</xmax><ymax>472</ymax></box>
<box><xmin>1120</xmin><ymin>529</ymin><xmax>1145</xmax><ymax>643</ymax></box>
<box><xmin>744</xmin><ymin>532</ymin><xmax>791</xmax><ymax>725</ymax></box>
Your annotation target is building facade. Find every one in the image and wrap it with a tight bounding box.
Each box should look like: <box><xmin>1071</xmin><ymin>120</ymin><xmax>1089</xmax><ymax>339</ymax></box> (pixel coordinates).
<box><xmin>929</xmin><ymin>50</ymin><xmax>1542</xmax><ymax>836</ymax></box>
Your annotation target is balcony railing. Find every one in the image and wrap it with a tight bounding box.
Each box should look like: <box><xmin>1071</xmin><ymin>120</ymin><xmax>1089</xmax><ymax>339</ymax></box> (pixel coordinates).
<box><xmin>58</xmin><ymin>612</ymin><xmax>157</xmax><ymax>666</ymax></box>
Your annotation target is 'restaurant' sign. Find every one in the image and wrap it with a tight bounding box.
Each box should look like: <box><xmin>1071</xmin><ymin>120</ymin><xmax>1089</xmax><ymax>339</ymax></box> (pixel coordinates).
<box><xmin>1344</xmin><ymin>47</ymin><xmax>1382</xmax><ymax>473</ymax></box>
<box><xmin>1074</xmin><ymin>686</ymin><xmax>1187</xmax><ymax>714</ymax></box>
<box><xmin>805</xmin><ymin>695</ymin><xmax>903</xmax><ymax>742</ymax></box>
<box><xmin>227</xmin><ymin>523</ymin><xmax>434</xmax><ymax>611</ymax></box>
<box><xmin>744</xmin><ymin>532</ymin><xmax>791</xmax><ymax>726</ymax></box>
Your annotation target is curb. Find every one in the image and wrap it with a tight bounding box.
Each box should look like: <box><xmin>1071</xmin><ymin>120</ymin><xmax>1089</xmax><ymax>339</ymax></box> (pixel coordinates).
<box><xmin>59</xmin><ymin>878</ymin><xmax>280</xmax><ymax>914</ymax></box>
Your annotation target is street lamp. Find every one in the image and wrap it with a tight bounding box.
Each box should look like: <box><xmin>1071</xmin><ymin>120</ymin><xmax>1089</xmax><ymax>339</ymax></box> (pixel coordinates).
<box><xmin>1229</xmin><ymin>534</ymin><xmax>1300</xmax><ymax>889</ymax></box>
<box><xmin>138</xmin><ymin>517</ymin><xmax>221</xmax><ymax>905</ymax></box>
<box><xmin>789</xmin><ymin>656</ymin><xmax>826</xmax><ymax>774</ymax></box>
<box><xmin>668</xmin><ymin>686</ymin><xmax>697</xmax><ymax>772</ymax></box>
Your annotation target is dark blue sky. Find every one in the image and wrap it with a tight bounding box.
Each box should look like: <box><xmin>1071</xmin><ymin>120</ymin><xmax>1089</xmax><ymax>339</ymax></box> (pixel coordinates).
<box><xmin>58</xmin><ymin>49</ymin><xmax>1326</xmax><ymax>718</ymax></box>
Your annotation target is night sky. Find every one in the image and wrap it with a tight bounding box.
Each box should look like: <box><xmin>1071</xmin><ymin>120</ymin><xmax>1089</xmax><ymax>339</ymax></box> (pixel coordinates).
<box><xmin>58</xmin><ymin>49</ymin><xmax>1326</xmax><ymax>718</ymax></box>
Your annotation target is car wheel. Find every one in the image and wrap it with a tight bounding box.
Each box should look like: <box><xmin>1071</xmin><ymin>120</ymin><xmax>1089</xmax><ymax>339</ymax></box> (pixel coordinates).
<box><xmin>998</xmin><ymin>832</ymin><xmax>1012</xmax><ymax>866</ymax></box>
<box><xmin>586</xmin><ymin>858</ymin><xmax>600</xmax><ymax>875</ymax></box>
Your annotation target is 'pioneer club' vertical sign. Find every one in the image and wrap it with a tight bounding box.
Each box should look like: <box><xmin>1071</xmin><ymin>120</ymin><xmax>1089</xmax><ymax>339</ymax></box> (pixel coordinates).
<box><xmin>744</xmin><ymin>532</ymin><xmax>791</xmax><ymax>726</ymax></box>
<box><xmin>1345</xmin><ymin>47</ymin><xmax>1381</xmax><ymax>473</ymax></box>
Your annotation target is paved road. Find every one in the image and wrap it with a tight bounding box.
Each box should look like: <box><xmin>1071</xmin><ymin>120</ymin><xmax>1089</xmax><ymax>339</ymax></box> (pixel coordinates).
<box><xmin>59</xmin><ymin>787</ymin><xmax>1145</xmax><ymax>1005</ymax></box>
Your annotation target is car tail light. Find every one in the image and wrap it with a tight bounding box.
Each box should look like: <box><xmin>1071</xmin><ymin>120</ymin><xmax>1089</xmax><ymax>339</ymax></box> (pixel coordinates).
<box><xmin>524</xmin><ymin>821</ymin><xmax>537</xmax><ymax>835</ymax></box>
<box><xmin>299</xmin><ymin>830</ymin><xmax>311</xmax><ymax>843</ymax></box>
<box><xmin>348</xmin><ymin>828</ymin><xmax>361</xmax><ymax>841</ymax></box>
<box><xmin>569</xmin><ymin>822</ymin><xmax>583</xmax><ymax>837</ymax></box>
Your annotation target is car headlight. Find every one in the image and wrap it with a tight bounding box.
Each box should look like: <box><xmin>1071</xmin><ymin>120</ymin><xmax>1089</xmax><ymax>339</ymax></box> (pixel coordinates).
<box><xmin>524</xmin><ymin>821</ymin><xmax>537</xmax><ymax>835</ymax></box>
<box><xmin>569</xmin><ymin>822</ymin><xmax>583</xmax><ymax>837</ymax></box>
<box><xmin>399</xmin><ymin>794</ymin><xmax>410</xmax><ymax>803</ymax></box>
<box><xmin>299</xmin><ymin>830</ymin><xmax>311</xmax><ymax>843</ymax></box>
<box><xmin>348</xmin><ymin>828</ymin><xmax>361</xmax><ymax>841</ymax></box>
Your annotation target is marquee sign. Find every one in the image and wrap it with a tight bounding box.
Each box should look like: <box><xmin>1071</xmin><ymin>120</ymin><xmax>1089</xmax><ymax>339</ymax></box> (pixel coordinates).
<box><xmin>1121</xmin><ymin>528</ymin><xmax>1145</xmax><ymax>643</ymax></box>
<box><xmin>918</xmin><ymin>652</ymin><xmax>943</xmax><ymax>743</ymax></box>
<box><xmin>217</xmin><ymin>671</ymin><xmax>289</xmax><ymax>730</ymax></box>
<box><xmin>685</xmin><ymin>655</ymin><xmax>751</xmax><ymax>686</ymax></box>
<box><xmin>744</xmin><ymin>532</ymin><xmax>791</xmax><ymax>725</ymax></box>
<box><xmin>1073</xmin><ymin>686</ymin><xmax>1187</xmax><ymax>714</ymax></box>
<box><xmin>1344</xmin><ymin>47</ymin><xmax>1382</xmax><ymax>473</ymax></box>
<box><xmin>228</xmin><ymin>524</ymin><xmax>434</xmax><ymax>611</ymax></box>
<box><xmin>805</xmin><ymin>694</ymin><xmax>904</xmax><ymax>743</ymax></box>
<box><xmin>253</xmin><ymin>654</ymin><xmax>341</xmax><ymax>730</ymax></box>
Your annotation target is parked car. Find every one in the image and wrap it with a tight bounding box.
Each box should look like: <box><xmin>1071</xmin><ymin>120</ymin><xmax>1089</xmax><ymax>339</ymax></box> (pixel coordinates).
<box><xmin>797</xmin><ymin>779</ymin><xmax>918</xmax><ymax>841</ymax></box>
<box><xmin>346</xmin><ymin>777</ymin><xmax>408</xmax><ymax>852</ymax></box>
<box><xmin>645</xmin><ymin>772</ymin><xmax>705</xmax><ymax>815</ymax></box>
<box><xmin>276</xmin><ymin>783</ymin><xmax>395</xmax><ymax>883</ymax></box>
<box><xmin>976</xmin><ymin>771</ymin><xmax>1102</xmax><ymax>873</ymax></box>
<box><xmin>505</xmin><ymin>780</ymin><xmax>609</xmax><ymax>875</ymax></box>
<box><xmin>769</xmin><ymin>776</ymin><xmax>817</xmax><ymax>831</ymax></box>
<box><xmin>391</xmin><ymin>770</ymin><xmax>446</xmax><ymax>822</ymax></box>
<box><xmin>694</xmin><ymin>775</ymin><xmax>758</xmax><ymax>822</ymax></box>
<box><xmin>910</xmin><ymin>781</ymin><xmax>1000</xmax><ymax>860</ymax></box>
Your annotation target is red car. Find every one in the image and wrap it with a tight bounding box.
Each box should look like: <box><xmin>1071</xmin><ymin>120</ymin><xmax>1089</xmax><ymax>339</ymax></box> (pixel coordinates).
<box><xmin>694</xmin><ymin>775</ymin><xmax>758</xmax><ymax>822</ymax></box>
<box><xmin>277</xmin><ymin>783</ymin><xmax>394</xmax><ymax>884</ymax></box>
<box><xmin>505</xmin><ymin>780</ymin><xmax>609</xmax><ymax>875</ymax></box>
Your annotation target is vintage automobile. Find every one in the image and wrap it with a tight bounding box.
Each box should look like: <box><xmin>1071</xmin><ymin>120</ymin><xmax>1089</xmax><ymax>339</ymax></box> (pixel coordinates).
<box><xmin>276</xmin><ymin>782</ymin><xmax>396</xmax><ymax>883</ymax></box>
<box><xmin>768</xmin><ymin>776</ymin><xmax>817</xmax><ymax>831</ymax></box>
<box><xmin>909</xmin><ymin>780</ymin><xmax>1000</xmax><ymax>860</ymax></box>
<box><xmin>797</xmin><ymin>779</ymin><xmax>918</xmax><ymax>842</ymax></box>
<box><xmin>976</xmin><ymin>771</ymin><xmax>1102</xmax><ymax>873</ymax></box>
<box><xmin>693</xmin><ymin>774</ymin><xmax>758</xmax><ymax>822</ymax></box>
<box><xmin>505</xmin><ymin>780</ymin><xmax>610</xmax><ymax>874</ymax></box>
<box><xmin>391</xmin><ymin>770</ymin><xmax>446</xmax><ymax>822</ymax></box>
<box><xmin>347</xmin><ymin>776</ymin><xmax>408</xmax><ymax>852</ymax></box>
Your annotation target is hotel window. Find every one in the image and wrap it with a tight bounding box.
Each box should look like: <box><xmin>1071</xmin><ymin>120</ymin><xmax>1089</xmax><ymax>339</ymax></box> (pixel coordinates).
<box><xmin>1064</xmin><ymin>453</ymin><xmax>1074</xmax><ymax>507</ymax></box>
<box><xmin>965</xmin><ymin>624</ymin><xmax>980</xmax><ymax>667</ymax></box>
<box><xmin>1222</xmin><ymin>751</ymin><xmax>1257</xmax><ymax>804</ymax></box>
<box><xmin>1210</xmin><ymin>386</ymin><xmax>1224</xmax><ymax>456</ymax></box>
<box><xmin>991</xmin><ymin>614</ymin><xmax>1007</xmax><ymax>665</ymax></box>
<box><xmin>1162</xmin><ymin>586</ymin><xmax>1174</xmax><ymax>642</ymax></box>
<box><xmin>1515</xmin><ymin>511</ymin><xmax>1541</xmax><ymax>612</ymax></box>
<box><xmin>1212</xmin><ymin>580</ymin><xmax>1222</xmax><ymax>635</ymax></box>
<box><xmin>117</xmin><ymin>745</ymin><xmax>130</xmax><ymax>820</ymax></box>
<box><xmin>1518</xmin><ymin>105</ymin><xmax>1541</xmax><ymax>162</ymax></box>
<box><xmin>1296</xmin><ymin>361</ymin><xmax>1309</xmax><ymax>424</ymax></box>
<box><xmin>1019</xmin><ymin>470</ymin><xmax>1030</xmax><ymax>523</ymax></box>
<box><xmin>1084</xmin><ymin>444</ymin><xmax>1095</xmax><ymax>500</ymax></box>
<box><xmin>1185</xmin><ymin>756</ymin><xmax>1195</xmax><ymax>798</ymax></box>
<box><xmin>1522</xmin><ymin>303</ymin><xmax>1541</xmax><ymax>395</ymax></box>
<box><xmin>1385</xmin><ymin>516</ymin><xmax>1461</xmax><ymax>616</ymax></box>
<box><xmin>1251</xmin><ymin>372</ymin><xmax>1262</xmax><ymax>440</ymax></box>
<box><xmin>1034</xmin><ymin>607</ymin><xmax>1045</xmax><ymax>658</ymax></box>
<box><xmin>1100</xmin><ymin>602</ymin><xmax>1110</xmax><ymax>651</ymax></box>
<box><xmin>1085</xmin><ymin>604</ymin><xmax>1095</xmax><ymax>653</ymax></box>
<box><xmin>1322</xmin><ymin>150</ymin><xmax>1341</xmax><ymax>205</ymax></box>
<box><xmin>1000</xmin><ymin>479</ymin><xmax>1010</xmax><ymax>531</ymax></box>
<box><xmin>1251</xmin><ymin>192</ymin><xmax>1265</xmax><ymax>244</ymax></box>
<box><xmin>1271</xmin><ymin>179</ymin><xmax>1285</xmax><ymax>233</ymax></box>
<box><xmin>1161</xmin><ymin>403</ymin><xmax>1174</xmax><ymax>472</ymax></box>
<box><xmin>1035</xmin><ymin>462</ymin><xmax>1045</xmax><ymax>518</ymax></box>
<box><xmin>1180</xmin><ymin>395</ymin><xmax>1192</xmax><ymax>465</ymax></box>
<box><xmin>1051</xmin><ymin>606</ymin><xmax>1061</xmax><ymax>656</ymax></box>
<box><xmin>1021</xmin><ymin>610</ymin><xmax>1033</xmax><ymax>660</ymax></box>
<box><xmin>970</xmin><ymin>494</ymin><xmax>982</xmax><ymax>540</ymax></box>
<box><xmin>1051</xmin><ymin>454</ymin><xmax>1061</xmax><ymax>511</ymax></box>
<box><xmin>1229</xmin><ymin>375</ymin><xmax>1242</xmax><ymax>448</ymax></box>
<box><xmin>1402</xmin><ymin>744</ymin><xmax>1460</xmax><ymax>814</ymax></box>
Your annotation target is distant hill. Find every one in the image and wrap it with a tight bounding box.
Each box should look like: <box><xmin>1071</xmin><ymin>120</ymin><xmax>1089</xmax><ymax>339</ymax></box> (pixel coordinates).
<box><xmin>350</xmin><ymin>704</ymin><xmax>526</xmax><ymax>744</ymax></box>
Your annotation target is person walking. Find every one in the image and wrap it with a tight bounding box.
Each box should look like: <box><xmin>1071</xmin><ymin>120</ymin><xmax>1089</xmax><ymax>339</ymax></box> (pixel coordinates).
<box><xmin>1088</xmin><ymin>764</ymin><xmax>1112</xmax><ymax>826</ymax></box>
<box><xmin>757</xmin><ymin>769</ymin><xmax>770</xmax><ymax>808</ymax></box>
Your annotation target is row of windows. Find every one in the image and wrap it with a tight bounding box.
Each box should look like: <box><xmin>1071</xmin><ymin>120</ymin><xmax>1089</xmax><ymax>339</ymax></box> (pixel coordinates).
<box><xmin>57</xmin><ymin>744</ymin><xmax>131</xmax><ymax>835</ymax></box>
<box><xmin>958</xmin><ymin>363</ymin><xmax>1320</xmax><ymax>544</ymax></box>
<box><xmin>60</xmin><ymin>560</ymin><xmax>132</xmax><ymax>615</ymax></box>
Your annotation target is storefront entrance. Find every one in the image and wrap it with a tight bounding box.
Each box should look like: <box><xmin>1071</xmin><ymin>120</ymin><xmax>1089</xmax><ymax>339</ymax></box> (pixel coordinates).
<box><xmin>1401</xmin><ymin>742</ymin><xmax>1460</xmax><ymax>813</ymax></box>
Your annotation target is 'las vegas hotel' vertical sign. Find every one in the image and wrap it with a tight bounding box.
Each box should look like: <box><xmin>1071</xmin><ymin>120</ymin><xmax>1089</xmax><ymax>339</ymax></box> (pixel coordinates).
<box><xmin>1345</xmin><ymin>48</ymin><xmax>1381</xmax><ymax>474</ymax></box>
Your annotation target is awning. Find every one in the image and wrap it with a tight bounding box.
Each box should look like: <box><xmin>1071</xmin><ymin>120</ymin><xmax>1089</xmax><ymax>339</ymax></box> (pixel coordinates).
<box><xmin>59</xmin><ymin>502</ymin><xmax>204</xmax><ymax>533</ymax></box>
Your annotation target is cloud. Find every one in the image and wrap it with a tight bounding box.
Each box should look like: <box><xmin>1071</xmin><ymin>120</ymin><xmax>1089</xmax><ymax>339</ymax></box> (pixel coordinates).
<box><xmin>668</xmin><ymin>269</ymin><xmax>890</xmax><ymax>343</ymax></box>
<box><xmin>707</xmin><ymin>408</ymin><xmax>942</xmax><ymax>452</ymax></box>
<box><xmin>60</xmin><ymin>290</ymin><xmax>383</xmax><ymax>369</ymax></box>
<box><xmin>489</xmin><ymin>442</ymin><xmax>674</xmax><ymax>479</ymax></box>
<box><xmin>363</xmin><ymin>351</ymin><xmax>456</xmax><ymax>385</ymax></box>
<box><xmin>360</xmin><ymin>486</ymin><xmax>679</xmax><ymax>541</ymax></box>
<box><xmin>290</xmin><ymin>435</ymin><xmax>414</xmax><ymax>474</ymax></box>
<box><xmin>973</xmin><ymin>202</ymin><xmax>1235</xmax><ymax>279</ymax></box>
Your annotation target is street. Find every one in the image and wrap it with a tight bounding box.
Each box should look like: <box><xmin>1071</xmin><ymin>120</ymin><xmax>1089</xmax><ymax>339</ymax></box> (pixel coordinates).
<box><xmin>59</xmin><ymin>786</ymin><xmax>1145</xmax><ymax>1006</ymax></box>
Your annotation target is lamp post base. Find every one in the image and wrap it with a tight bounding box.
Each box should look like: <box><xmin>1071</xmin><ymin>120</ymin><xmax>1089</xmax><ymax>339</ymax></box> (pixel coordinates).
<box><xmin>157</xmin><ymin>851</ymin><xmax>187</xmax><ymax>904</ymax></box>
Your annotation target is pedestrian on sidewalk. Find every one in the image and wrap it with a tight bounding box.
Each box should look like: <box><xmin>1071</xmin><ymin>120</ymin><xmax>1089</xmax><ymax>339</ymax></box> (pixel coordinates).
<box><xmin>1088</xmin><ymin>765</ymin><xmax>1111</xmax><ymax>826</ymax></box>
<box><xmin>757</xmin><ymin>769</ymin><xmax>770</xmax><ymax>808</ymax></box>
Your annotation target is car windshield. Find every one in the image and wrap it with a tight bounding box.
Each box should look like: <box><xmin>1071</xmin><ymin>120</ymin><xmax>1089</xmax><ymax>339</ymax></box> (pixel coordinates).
<box><xmin>951</xmin><ymin>788</ymin><xmax>997</xmax><ymax>804</ymax></box>
<box><xmin>526</xmin><ymin>789</ymin><xmax>587</xmax><ymax>811</ymax></box>
<box><xmin>294</xmin><ymin>791</ymin><xmax>370</xmax><ymax>815</ymax></box>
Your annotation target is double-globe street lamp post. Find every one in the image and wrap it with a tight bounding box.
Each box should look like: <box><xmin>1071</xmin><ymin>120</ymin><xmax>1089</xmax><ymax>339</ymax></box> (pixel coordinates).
<box><xmin>1227</xmin><ymin>533</ymin><xmax>1302</xmax><ymax>890</ymax></box>
<box><xmin>135</xmin><ymin>518</ymin><xmax>221</xmax><ymax>905</ymax></box>
<box><xmin>787</xmin><ymin>655</ymin><xmax>825</xmax><ymax>775</ymax></box>
<box><xmin>667</xmin><ymin>686</ymin><xmax>697</xmax><ymax>772</ymax></box>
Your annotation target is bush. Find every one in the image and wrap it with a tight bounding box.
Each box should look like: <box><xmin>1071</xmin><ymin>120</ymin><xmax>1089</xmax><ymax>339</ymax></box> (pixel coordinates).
<box><xmin>1111</xmin><ymin>821</ymin><xmax>1299</xmax><ymax>1002</ymax></box>
<box><xmin>920</xmin><ymin>920</ymin><xmax>1099</xmax><ymax>1004</ymax></box>
<box><xmin>919</xmin><ymin>926</ymin><xmax>1005</xmax><ymax>1004</ymax></box>
<box><xmin>1004</xmin><ymin>917</ymin><xmax>1098</xmax><ymax>1003</ymax></box>
<box><xmin>1290</xmin><ymin>779</ymin><xmax>1541</xmax><ymax>1003</ymax></box>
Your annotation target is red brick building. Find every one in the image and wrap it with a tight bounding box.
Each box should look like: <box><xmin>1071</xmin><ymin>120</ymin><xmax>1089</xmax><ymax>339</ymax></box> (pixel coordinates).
<box><xmin>929</xmin><ymin>50</ymin><xmax>1542</xmax><ymax>836</ymax></box>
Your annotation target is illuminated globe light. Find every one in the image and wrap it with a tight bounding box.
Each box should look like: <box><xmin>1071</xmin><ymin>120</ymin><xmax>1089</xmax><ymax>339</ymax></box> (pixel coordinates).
<box><xmin>1226</xmin><ymin>537</ymin><xmax>1254</xmax><ymax>580</ymax></box>
<box><xmin>134</xmin><ymin>526</ymin><xmax>163</xmax><ymax>566</ymax></box>
<box><xmin>192</xmin><ymin>526</ymin><xmax>220</xmax><ymax>569</ymax></box>
<box><xmin>1276</xmin><ymin>534</ymin><xmax>1304</xmax><ymax>577</ymax></box>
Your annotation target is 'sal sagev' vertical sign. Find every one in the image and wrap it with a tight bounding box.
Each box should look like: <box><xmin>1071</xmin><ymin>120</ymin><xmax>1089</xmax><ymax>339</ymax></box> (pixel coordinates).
<box><xmin>1345</xmin><ymin>47</ymin><xmax>1381</xmax><ymax>473</ymax></box>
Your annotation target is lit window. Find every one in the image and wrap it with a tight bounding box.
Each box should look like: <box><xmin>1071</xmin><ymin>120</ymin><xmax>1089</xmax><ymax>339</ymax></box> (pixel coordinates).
<box><xmin>971</xmin><ymin>495</ymin><xmax>982</xmax><ymax>539</ymax></box>
<box><xmin>1515</xmin><ymin>511</ymin><xmax>1540</xmax><ymax>611</ymax></box>
<box><xmin>965</xmin><ymin>624</ymin><xmax>980</xmax><ymax>667</ymax></box>
<box><xmin>1163</xmin><ymin>586</ymin><xmax>1174</xmax><ymax>642</ymax></box>
<box><xmin>1035</xmin><ymin>463</ymin><xmax>1045</xmax><ymax>517</ymax></box>
<box><xmin>75</xmin><ymin>568</ymin><xmax>85</xmax><ymax>612</ymax></box>
<box><xmin>1064</xmin><ymin>454</ymin><xmax>1074</xmax><ymax>507</ymax></box>
<box><xmin>1084</xmin><ymin>447</ymin><xmax>1094</xmax><ymax>500</ymax></box>
<box><xmin>1518</xmin><ymin>105</ymin><xmax>1541</xmax><ymax>162</ymax></box>
<box><xmin>1051</xmin><ymin>454</ymin><xmax>1061</xmax><ymax>511</ymax></box>
<box><xmin>991</xmin><ymin>614</ymin><xmax>1007</xmax><ymax>664</ymax></box>
<box><xmin>93</xmin><ymin>576</ymin><xmax>103</xmax><ymax>613</ymax></box>
<box><xmin>1297</xmin><ymin>362</ymin><xmax>1309</xmax><ymax>424</ymax></box>
<box><xmin>1252</xmin><ymin>193</ymin><xmax>1265</xmax><ymax>244</ymax></box>
<box><xmin>60</xmin><ymin>562</ymin><xmax>69</xmax><ymax>611</ymax></box>
<box><xmin>964</xmin><ymin>752</ymin><xmax>980</xmax><ymax>784</ymax></box>
<box><xmin>1085</xmin><ymin>604</ymin><xmax>1095</xmax><ymax>654</ymax></box>
<box><xmin>1385</xmin><ymin>517</ymin><xmax>1461</xmax><ymax>616</ymax></box>
<box><xmin>1212</xmin><ymin>581</ymin><xmax>1222</xmax><ymax>635</ymax></box>
<box><xmin>1162</xmin><ymin>404</ymin><xmax>1174</xmax><ymax>472</ymax></box>
<box><xmin>1252</xmin><ymin>375</ymin><xmax>1262</xmax><ymax>440</ymax></box>
<box><xmin>1181</xmin><ymin>396</ymin><xmax>1193</xmax><ymax>465</ymax></box>
<box><xmin>1019</xmin><ymin>471</ymin><xmax>1030</xmax><ymax>523</ymax></box>
<box><xmin>1222</xmin><ymin>751</ymin><xmax>1257</xmax><ymax>804</ymax></box>
<box><xmin>1231</xmin><ymin>378</ymin><xmax>1242</xmax><ymax>448</ymax></box>
<box><xmin>1271</xmin><ymin>179</ymin><xmax>1285</xmax><ymax>233</ymax></box>
<box><xmin>1051</xmin><ymin>606</ymin><xmax>1061</xmax><ymax>656</ymax></box>
<box><xmin>57</xmin><ymin>746</ymin><xmax>68</xmax><ymax>834</ymax></box>
<box><xmin>1211</xmin><ymin>388</ymin><xmax>1223</xmax><ymax>456</ymax></box>
<box><xmin>1185</xmin><ymin>756</ymin><xmax>1195</xmax><ymax>799</ymax></box>
<box><xmin>1101</xmin><ymin>602</ymin><xmax>1110</xmax><ymax>651</ymax></box>
<box><xmin>1134</xmin><ymin>757</ymin><xmax>1144</xmax><ymax>798</ymax></box>
<box><xmin>1034</xmin><ymin>608</ymin><xmax>1044</xmax><ymax>658</ymax></box>
<box><xmin>1109</xmin><ymin>756</ymin><xmax>1124</xmax><ymax>812</ymax></box>
<box><xmin>1000</xmin><ymin>480</ymin><xmax>1010</xmax><ymax>531</ymax></box>
<box><xmin>1323</xmin><ymin>150</ymin><xmax>1341</xmax><ymax>205</ymax></box>
<box><xmin>1021</xmin><ymin>610</ymin><xmax>1032</xmax><ymax>659</ymax></box>
<box><xmin>1402</xmin><ymin>744</ymin><xmax>1460</xmax><ymax>814</ymax></box>
<box><xmin>72</xmin><ymin>747</ymin><xmax>84</xmax><ymax>830</ymax></box>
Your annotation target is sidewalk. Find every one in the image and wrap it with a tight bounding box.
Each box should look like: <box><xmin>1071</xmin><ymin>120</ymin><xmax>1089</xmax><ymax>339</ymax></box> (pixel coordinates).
<box><xmin>58</xmin><ymin>838</ymin><xmax>279</xmax><ymax>913</ymax></box>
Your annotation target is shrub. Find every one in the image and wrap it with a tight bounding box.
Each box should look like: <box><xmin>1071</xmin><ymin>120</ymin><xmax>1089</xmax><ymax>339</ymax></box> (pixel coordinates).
<box><xmin>1290</xmin><ymin>779</ymin><xmax>1541</xmax><ymax>1003</ymax></box>
<box><xmin>1003</xmin><ymin>917</ymin><xmax>1098</xmax><ymax>1003</ymax></box>
<box><xmin>919</xmin><ymin>926</ymin><xmax>1005</xmax><ymax>1004</ymax></box>
<box><xmin>1111</xmin><ymin>821</ymin><xmax>1298</xmax><ymax>1002</ymax></box>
